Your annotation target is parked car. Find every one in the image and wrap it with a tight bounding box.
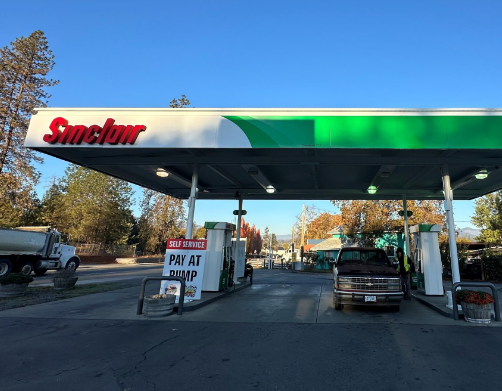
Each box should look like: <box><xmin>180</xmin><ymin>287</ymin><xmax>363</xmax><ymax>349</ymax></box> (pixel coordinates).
<box><xmin>333</xmin><ymin>247</ymin><xmax>403</xmax><ymax>311</ymax></box>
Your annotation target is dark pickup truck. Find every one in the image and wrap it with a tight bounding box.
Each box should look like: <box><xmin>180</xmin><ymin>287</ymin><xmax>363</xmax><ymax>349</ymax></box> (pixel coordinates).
<box><xmin>333</xmin><ymin>247</ymin><xmax>403</xmax><ymax>311</ymax></box>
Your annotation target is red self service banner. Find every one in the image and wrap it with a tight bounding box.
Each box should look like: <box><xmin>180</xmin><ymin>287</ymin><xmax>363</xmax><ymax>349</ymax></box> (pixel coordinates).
<box><xmin>166</xmin><ymin>239</ymin><xmax>207</xmax><ymax>250</ymax></box>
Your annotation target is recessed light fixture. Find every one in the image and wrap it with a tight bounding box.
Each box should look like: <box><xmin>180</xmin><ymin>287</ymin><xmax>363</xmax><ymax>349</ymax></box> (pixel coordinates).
<box><xmin>367</xmin><ymin>185</ymin><xmax>378</xmax><ymax>194</ymax></box>
<box><xmin>475</xmin><ymin>169</ymin><xmax>488</xmax><ymax>180</ymax></box>
<box><xmin>266</xmin><ymin>185</ymin><xmax>276</xmax><ymax>194</ymax></box>
<box><xmin>248</xmin><ymin>170</ymin><xmax>259</xmax><ymax>176</ymax></box>
<box><xmin>156</xmin><ymin>168</ymin><xmax>169</xmax><ymax>177</ymax></box>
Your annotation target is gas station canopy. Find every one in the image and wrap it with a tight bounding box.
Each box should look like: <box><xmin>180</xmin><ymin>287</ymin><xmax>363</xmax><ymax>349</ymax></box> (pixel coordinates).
<box><xmin>25</xmin><ymin>108</ymin><xmax>502</xmax><ymax>201</ymax></box>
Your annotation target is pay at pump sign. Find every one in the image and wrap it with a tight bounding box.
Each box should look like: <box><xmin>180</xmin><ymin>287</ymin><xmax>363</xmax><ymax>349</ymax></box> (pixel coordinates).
<box><xmin>160</xmin><ymin>239</ymin><xmax>207</xmax><ymax>301</ymax></box>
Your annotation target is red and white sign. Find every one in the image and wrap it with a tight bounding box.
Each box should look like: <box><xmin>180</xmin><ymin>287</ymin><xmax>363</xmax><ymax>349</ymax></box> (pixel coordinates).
<box><xmin>160</xmin><ymin>239</ymin><xmax>207</xmax><ymax>301</ymax></box>
<box><xmin>166</xmin><ymin>239</ymin><xmax>207</xmax><ymax>250</ymax></box>
<box><xmin>43</xmin><ymin>117</ymin><xmax>146</xmax><ymax>145</ymax></box>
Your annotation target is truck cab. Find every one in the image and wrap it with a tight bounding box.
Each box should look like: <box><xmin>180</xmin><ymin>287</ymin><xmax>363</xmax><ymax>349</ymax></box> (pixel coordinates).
<box><xmin>333</xmin><ymin>247</ymin><xmax>403</xmax><ymax>311</ymax></box>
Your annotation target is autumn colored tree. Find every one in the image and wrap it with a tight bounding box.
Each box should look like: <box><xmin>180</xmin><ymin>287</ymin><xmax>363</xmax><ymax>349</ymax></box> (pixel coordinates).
<box><xmin>305</xmin><ymin>212</ymin><xmax>343</xmax><ymax>239</ymax></box>
<box><xmin>253</xmin><ymin>229</ymin><xmax>263</xmax><ymax>254</ymax></box>
<box><xmin>332</xmin><ymin>200</ymin><xmax>445</xmax><ymax>246</ymax></box>
<box><xmin>194</xmin><ymin>226</ymin><xmax>206</xmax><ymax>239</ymax></box>
<box><xmin>0</xmin><ymin>30</ymin><xmax>58</xmax><ymax>226</ymax></box>
<box><xmin>294</xmin><ymin>205</ymin><xmax>340</xmax><ymax>246</ymax></box>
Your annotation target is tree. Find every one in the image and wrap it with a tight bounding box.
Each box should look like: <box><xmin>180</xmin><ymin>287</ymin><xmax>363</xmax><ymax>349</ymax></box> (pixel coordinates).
<box><xmin>271</xmin><ymin>233</ymin><xmax>278</xmax><ymax>251</ymax></box>
<box><xmin>0</xmin><ymin>31</ymin><xmax>58</xmax><ymax>226</ymax></box>
<box><xmin>38</xmin><ymin>180</ymin><xmax>64</xmax><ymax>227</ymax></box>
<box><xmin>253</xmin><ymin>229</ymin><xmax>263</xmax><ymax>254</ymax></box>
<box><xmin>305</xmin><ymin>212</ymin><xmax>343</xmax><ymax>240</ymax></box>
<box><xmin>138</xmin><ymin>189</ymin><xmax>186</xmax><ymax>254</ymax></box>
<box><xmin>282</xmin><ymin>242</ymin><xmax>290</xmax><ymax>252</ymax></box>
<box><xmin>194</xmin><ymin>226</ymin><xmax>206</xmax><ymax>239</ymax></box>
<box><xmin>52</xmin><ymin>165</ymin><xmax>134</xmax><ymax>244</ymax></box>
<box><xmin>294</xmin><ymin>205</ymin><xmax>325</xmax><ymax>247</ymax></box>
<box><xmin>472</xmin><ymin>191</ymin><xmax>502</xmax><ymax>244</ymax></box>
<box><xmin>332</xmin><ymin>200</ymin><xmax>445</xmax><ymax>246</ymax></box>
<box><xmin>262</xmin><ymin>227</ymin><xmax>270</xmax><ymax>252</ymax></box>
<box><xmin>169</xmin><ymin>94</ymin><xmax>190</xmax><ymax>108</ymax></box>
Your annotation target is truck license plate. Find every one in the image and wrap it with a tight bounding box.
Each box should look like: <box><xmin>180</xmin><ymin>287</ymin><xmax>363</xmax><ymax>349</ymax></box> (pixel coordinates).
<box><xmin>365</xmin><ymin>296</ymin><xmax>377</xmax><ymax>302</ymax></box>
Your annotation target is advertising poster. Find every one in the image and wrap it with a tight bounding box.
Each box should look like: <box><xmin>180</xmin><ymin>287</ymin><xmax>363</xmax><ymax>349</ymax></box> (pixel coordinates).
<box><xmin>160</xmin><ymin>239</ymin><xmax>207</xmax><ymax>301</ymax></box>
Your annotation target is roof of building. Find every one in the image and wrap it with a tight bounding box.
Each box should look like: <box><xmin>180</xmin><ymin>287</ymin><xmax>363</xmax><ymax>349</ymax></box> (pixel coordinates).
<box><xmin>311</xmin><ymin>238</ymin><xmax>343</xmax><ymax>251</ymax></box>
<box><xmin>303</xmin><ymin>244</ymin><xmax>316</xmax><ymax>251</ymax></box>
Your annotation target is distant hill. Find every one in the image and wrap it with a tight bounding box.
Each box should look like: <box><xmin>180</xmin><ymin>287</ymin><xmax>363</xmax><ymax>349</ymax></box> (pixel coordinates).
<box><xmin>458</xmin><ymin>227</ymin><xmax>481</xmax><ymax>240</ymax></box>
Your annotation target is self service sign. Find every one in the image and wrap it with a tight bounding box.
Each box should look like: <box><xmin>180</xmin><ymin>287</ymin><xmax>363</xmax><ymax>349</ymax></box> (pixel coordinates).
<box><xmin>160</xmin><ymin>239</ymin><xmax>207</xmax><ymax>301</ymax></box>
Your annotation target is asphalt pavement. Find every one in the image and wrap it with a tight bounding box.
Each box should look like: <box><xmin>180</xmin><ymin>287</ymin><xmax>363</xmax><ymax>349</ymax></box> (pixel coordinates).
<box><xmin>30</xmin><ymin>263</ymin><xmax>165</xmax><ymax>286</ymax></box>
<box><xmin>1</xmin><ymin>269</ymin><xmax>501</xmax><ymax>391</ymax></box>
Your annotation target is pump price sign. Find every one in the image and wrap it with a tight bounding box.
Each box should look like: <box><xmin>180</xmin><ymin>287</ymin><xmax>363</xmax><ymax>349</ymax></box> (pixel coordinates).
<box><xmin>160</xmin><ymin>239</ymin><xmax>207</xmax><ymax>301</ymax></box>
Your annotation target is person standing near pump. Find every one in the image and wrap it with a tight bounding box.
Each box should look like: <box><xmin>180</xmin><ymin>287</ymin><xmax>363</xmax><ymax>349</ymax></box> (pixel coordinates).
<box><xmin>396</xmin><ymin>247</ymin><xmax>411</xmax><ymax>300</ymax></box>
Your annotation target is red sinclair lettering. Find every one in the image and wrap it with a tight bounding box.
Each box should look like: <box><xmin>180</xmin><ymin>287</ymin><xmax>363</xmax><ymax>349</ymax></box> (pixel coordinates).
<box><xmin>44</xmin><ymin>117</ymin><xmax>146</xmax><ymax>145</ymax></box>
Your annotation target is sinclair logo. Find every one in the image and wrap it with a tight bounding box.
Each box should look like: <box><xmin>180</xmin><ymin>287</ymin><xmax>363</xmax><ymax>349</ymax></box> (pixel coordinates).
<box><xmin>43</xmin><ymin>117</ymin><xmax>146</xmax><ymax>145</ymax></box>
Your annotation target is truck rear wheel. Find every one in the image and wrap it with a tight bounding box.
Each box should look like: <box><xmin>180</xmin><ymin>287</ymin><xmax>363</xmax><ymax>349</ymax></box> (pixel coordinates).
<box><xmin>333</xmin><ymin>296</ymin><xmax>344</xmax><ymax>310</ymax></box>
<box><xmin>17</xmin><ymin>261</ymin><xmax>34</xmax><ymax>275</ymax></box>
<box><xmin>0</xmin><ymin>259</ymin><xmax>12</xmax><ymax>277</ymax></box>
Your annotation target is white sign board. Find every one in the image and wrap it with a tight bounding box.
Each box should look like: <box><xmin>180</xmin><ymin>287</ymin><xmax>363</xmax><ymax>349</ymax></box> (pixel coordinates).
<box><xmin>232</xmin><ymin>238</ymin><xmax>247</xmax><ymax>281</ymax></box>
<box><xmin>160</xmin><ymin>239</ymin><xmax>207</xmax><ymax>301</ymax></box>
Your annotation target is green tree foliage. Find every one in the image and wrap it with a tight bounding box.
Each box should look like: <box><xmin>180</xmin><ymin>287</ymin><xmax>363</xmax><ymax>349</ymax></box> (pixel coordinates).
<box><xmin>0</xmin><ymin>30</ymin><xmax>58</xmax><ymax>227</ymax></box>
<box><xmin>472</xmin><ymin>191</ymin><xmax>502</xmax><ymax>244</ymax></box>
<box><xmin>48</xmin><ymin>165</ymin><xmax>134</xmax><ymax>244</ymax></box>
<box><xmin>262</xmin><ymin>227</ymin><xmax>270</xmax><ymax>252</ymax></box>
<box><xmin>138</xmin><ymin>189</ymin><xmax>186</xmax><ymax>254</ymax></box>
<box><xmin>271</xmin><ymin>233</ymin><xmax>278</xmax><ymax>251</ymax></box>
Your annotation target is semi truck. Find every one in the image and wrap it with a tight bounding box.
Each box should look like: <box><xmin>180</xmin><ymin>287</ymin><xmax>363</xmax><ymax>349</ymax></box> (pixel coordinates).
<box><xmin>0</xmin><ymin>227</ymin><xmax>80</xmax><ymax>277</ymax></box>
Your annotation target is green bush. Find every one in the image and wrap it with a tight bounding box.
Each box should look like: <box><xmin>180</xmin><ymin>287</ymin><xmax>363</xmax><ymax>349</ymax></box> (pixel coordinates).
<box><xmin>0</xmin><ymin>273</ymin><xmax>34</xmax><ymax>285</ymax></box>
<box><xmin>481</xmin><ymin>252</ymin><xmax>502</xmax><ymax>281</ymax></box>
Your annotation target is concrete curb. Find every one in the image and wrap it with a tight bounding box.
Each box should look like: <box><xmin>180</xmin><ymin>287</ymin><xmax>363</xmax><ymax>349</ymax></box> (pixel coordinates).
<box><xmin>412</xmin><ymin>293</ymin><xmax>461</xmax><ymax>319</ymax></box>
<box><xmin>174</xmin><ymin>282</ymin><xmax>252</xmax><ymax>313</ymax></box>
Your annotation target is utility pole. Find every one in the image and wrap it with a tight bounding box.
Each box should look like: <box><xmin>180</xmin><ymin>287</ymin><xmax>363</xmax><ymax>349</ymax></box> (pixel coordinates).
<box><xmin>292</xmin><ymin>225</ymin><xmax>295</xmax><ymax>252</ymax></box>
<box><xmin>301</xmin><ymin>204</ymin><xmax>305</xmax><ymax>263</ymax></box>
<box><xmin>269</xmin><ymin>234</ymin><xmax>273</xmax><ymax>269</ymax></box>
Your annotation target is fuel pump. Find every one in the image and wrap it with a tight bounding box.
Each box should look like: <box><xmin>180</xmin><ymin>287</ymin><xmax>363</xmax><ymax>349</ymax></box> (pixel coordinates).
<box><xmin>202</xmin><ymin>222</ymin><xmax>236</xmax><ymax>291</ymax></box>
<box><xmin>410</xmin><ymin>224</ymin><xmax>443</xmax><ymax>295</ymax></box>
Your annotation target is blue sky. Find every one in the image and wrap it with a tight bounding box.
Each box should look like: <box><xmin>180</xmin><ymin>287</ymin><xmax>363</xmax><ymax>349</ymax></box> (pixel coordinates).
<box><xmin>2</xmin><ymin>0</ymin><xmax>500</xmax><ymax>234</ymax></box>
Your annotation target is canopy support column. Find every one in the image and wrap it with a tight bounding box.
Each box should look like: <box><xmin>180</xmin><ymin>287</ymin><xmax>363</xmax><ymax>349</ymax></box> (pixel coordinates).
<box><xmin>234</xmin><ymin>193</ymin><xmax>244</xmax><ymax>282</ymax></box>
<box><xmin>442</xmin><ymin>165</ymin><xmax>461</xmax><ymax>284</ymax></box>
<box><xmin>403</xmin><ymin>195</ymin><xmax>411</xmax><ymax>256</ymax></box>
<box><xmin>186</xmin><ymin>164</ymin><xmax>199</xmax><ymax>239</ymax></box>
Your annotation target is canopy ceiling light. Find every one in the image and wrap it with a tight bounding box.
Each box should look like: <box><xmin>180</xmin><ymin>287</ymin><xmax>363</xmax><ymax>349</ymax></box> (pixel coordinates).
<box><xmin>367</xmin><ymin>185</ymin><xmax>378</xmax><ymax>194</ymax></box>
<box><xmin>156</xmin><ymin>168</ymin><xmax>169</xmax><ymax>177</ymax></box>
<box><xmin>266</xmin><ymin>185</ymin><xmax>276</xmax><ymax>194</ymax></box>
<box><xmin>475</xmin><ymin>169</ymin><xmax>488</xmax><ymax>180</ymax></box>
